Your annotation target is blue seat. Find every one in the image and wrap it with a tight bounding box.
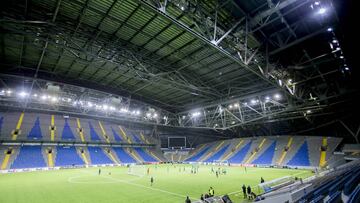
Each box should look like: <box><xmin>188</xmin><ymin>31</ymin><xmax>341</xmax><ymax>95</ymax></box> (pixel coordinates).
<box><xmin>185</xmin><ymin>145</ymin><xmax>212</xmax><ymax>162</ymax></box>
<box><xmin>204</xmin><ymin>144</ymin><xmax>230</xmax><ymax>162</ymax></box>
<box><xmin>252</xmin><ymin>141</ymin><xmax>277</xmax><ymax>165</ymax></box>
<box><xmin>88</xmin><ymin>122</ymin><xmax>101</xmax><ymax>141</ymax></box>
<box><xmin>11</xmin><ymin>146</ymin><xmax>46</xmax><ymax>169</ymax></box>
<box><xmin>325</xmin><ymin>191</ymin><xmax>341</xmax><ymax>203</ymax></box>
<box><xmin>134</xmin><ymin>148</ymin><xmax>157</xmax><ymax>162</ymax></box>
<box><xmin>227</xmin><ymin>141</ymin><xmax>252</xmax><ymax>163</ymax></box>
<box><xmin>111</xmin><ymin>127</ymin><xmax>123</xmax><ymax>142</ymax></box>
<box><xmin>287</xmin><ymin>141</ymin><xmax>310</xmax><ymax>166</ymax></box>
<box><xmin>88</xmin><ymin>147</ymin><xmax>113</xmax><ymax>165</ymax></box>
<box><xmin>27</xmin><ymin>117</ymin><xmax>43</xmax><ymax>140</ymax></box>
<box><xmin>61</xmin><ymin>119</ymin><xmax>76</xmax><ymax>140</ymax></box>
<box><xmin>348</xmin><ymin>185</ymin><xmax>360</xmax><ymax>203</ymax></box>
<box><xmin>113</xmin><ymin>147</ymin><xmax>136</xmax><ymax>163</ymax></box>
<box><xmin>55</xmin><ymin>146</ymin><xmax>84</xmax><ymax>166</ymax></box>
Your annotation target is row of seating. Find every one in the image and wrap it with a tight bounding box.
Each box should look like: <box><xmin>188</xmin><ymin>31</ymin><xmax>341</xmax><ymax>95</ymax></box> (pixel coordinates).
<box><xmin>184</xmin><ymin>136</ymin><xmax>342</xmax><ymax>167</ymax></box>
<box><xmin>299</xmin><ymin>161</ymin><xmax>360</xmax><ymax>203</ymax></box>
<box><xmin>2</xmin><ymin>145</ymin><xmax>163</xmax><ymax>169</ymax></box>
<box><xmin>0</xmin><ymin>112</ymin><xmax>152</xmax><ymax>144</ymax></box>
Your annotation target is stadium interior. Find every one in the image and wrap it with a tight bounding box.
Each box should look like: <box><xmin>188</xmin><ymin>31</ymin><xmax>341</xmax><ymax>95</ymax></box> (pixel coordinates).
<box><xmin>0</xmin><ymin>0</ymin><xmax>358</xmax><ymax>203</ymax></box>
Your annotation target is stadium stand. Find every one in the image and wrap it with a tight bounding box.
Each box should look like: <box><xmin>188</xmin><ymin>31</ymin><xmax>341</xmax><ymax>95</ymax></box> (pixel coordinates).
<box><xmin>286</xmin><ymin>140</ymin><xmax>311</xmax><ymax>166</ymax></box>
<box><xmin>204</xmin><ymin>144</ymin><xmax>230</xmax><ymax>163</ymax></box>
<box><xmin>55</xmin><ymin>146</ymin><xmax>84</xmax><ymax>167</ymax></box>
<box><xmin>134</xmin><ymin>148</ymin><xmax>158</xmax><ymax>162</ymax></box>
<box><xmin>252</xmin><ymin>141</ymin><xmax>277</xmax><ymax>165</ymax></box>
<box><xmin>11</xmin><ymin>146</ymin><xmax>46</xmax><ymax>169</ymax></box>
<box><xmin>227</xmin><ymin>141</ymin><xmax>252</xmax><ymax>163</ymax></box>
<box><xmin>112</xmin><ymin>147</ymin><xmax>137</xmax><ymax>163</ymax></box>
<box><xmin>27</xmin><ymin>117</ymin><xmax>43</xmax><ymax>140</ymax></box>
<box><xmin>88</xmin><ymin>122</ymin><xmax>102</xmax><ymax>141</ymax></box>
<box><xmin>185</xmin><ymin>144</ymin><xmax>212</xmax><ymax>162</ymax></box>
<box><xmin>87</xmin><ymin>147</ymin><xmax>113</xmax><ymax>165</ymax></box>
<box><xmin>61</xmin><ymin>118</ymin><xmax>76</xmax><ymax>140</ymax></box>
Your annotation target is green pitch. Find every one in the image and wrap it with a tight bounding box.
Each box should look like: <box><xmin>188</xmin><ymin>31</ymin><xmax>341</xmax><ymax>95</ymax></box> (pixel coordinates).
<box><xmin>0</xmin><ymin>164</ymin><xmax>312</xmax><ymax>203</ymax></box>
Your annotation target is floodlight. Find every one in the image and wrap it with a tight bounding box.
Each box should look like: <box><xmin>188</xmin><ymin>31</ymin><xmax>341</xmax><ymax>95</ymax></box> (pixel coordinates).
<box><xmin>33</xmin><ymin>94</ymin><xmax>38</xmax><ymax>97</ymax></box>
<box><xmin>306</xmin><ymin>110</ymin><xmax>312</xmax><ymax>114</ymax></box>
<box><xmin>18</xmin><ymin>91</ymin><xmax>29</xmax><ymax>98</ymax></box>
<box><xmin>146</xmin><ymin>113</ymin><xmax>151</xmax><ymax>117</ymax></box>
<box><xmin>41</xmin><ymin>95</ymin><xmax>47</xmax><ymax>100</ymax></box>
<box><xmin>87</xmin><ymin>102</ymin><xmax>93</xmax><ymax>107</ymax></box>
<box><xmin>332</xmin><ymin>39</ymin><xmax>338</xmax><ymax>44</ymax></box>
<box><xmin>274</xmin><ymin>94</ymin><xmax>281</xmax><ymax>100</ymax></box>
<box><xmin>50</xmin><ymin>97</ymin><xmax>58</xmax><ymax>102</ymax></box>
<box><xmin>250</xmin><ymin>99</ymin><xmax>257</xmax><ymax>105</ymax></box>
<box><xmin>228</xmin><ymin>104</ymin><xmax>233</xmax><ymax>109</ymax></box>
<box><xmin>233</xmin><ymin>103</ymin><xmax>239</xmax><ymax>107</ymax></box>
<box><xmin>103</xmin><ymin>105</ymin><xmax>109</xmax><ymax>110</ymax></box>
<box><xmin>153</xmin><ymin>113</ymin><xmax>158</xmax><ymax>118</ymax></box>
<box><xmin>6</xmin><ymin>90</ymin><xmax>12</xmax><ymax>94</ymax></box>
<box><xmin>318</xmin><ymin>8</ymin><xmax>326</xmax><ymax>14</ymax></box>
<box><xmin>339</xmin><ymin>55</ymin><xmax>344</xmax><ymax>59</ymax></box>
<box><xmin>327</xmin><ymin>27</ymin><xmax>333</xmax><ymax>32</ymax></box>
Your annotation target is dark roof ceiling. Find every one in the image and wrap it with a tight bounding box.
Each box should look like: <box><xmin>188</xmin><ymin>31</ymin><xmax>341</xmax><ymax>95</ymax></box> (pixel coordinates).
<box><xmin>0</xmin><ymin>0</ymin><xmax>357</xmax><ymax>116</ymax></box>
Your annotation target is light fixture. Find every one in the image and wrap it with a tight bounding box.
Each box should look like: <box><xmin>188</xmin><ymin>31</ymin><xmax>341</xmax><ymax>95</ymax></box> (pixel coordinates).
<box><xmin>135</xmin><ymin>110</ymin><xmax>140</xmax><ymax>115</ymax></box>
<box><xmin>306</xmin><ymin>110</ymin><xmax>312</xmax><ymax>114</ymax></box>
<box><xmin>318</xmin><ymin>8</ymin><xmax>326</xmax><ymax>15</ymax></box>
<box><xmin>50</xmin><ymin>97</ymin><xmax>58</xmax><ymax>102</ymax></box>
<box><xmin>146</xmin><ymin>113</ymin><xmax>151</xmax><ymax>117</ymax></box>
<box><xmin>33</xmin><ymin>94</ymin><xmax>38</xmax><ymax>97</ymax></box>
<box><xmin>191</xmin><ymin>112</ymin><xmax>200</xmax><ymax>118</ymax></box>
<box><xmin>228</xmin><ymin>104</ymin><xmax>233</xmax><ymax>109</ymax></box>
<box><xmin>153</xmin><ymin>113</ymin><xmax>158</xmax><ymax>118</ymax></box>
<box><xmin>18</xmin><ymin>91</ymin><xmax>29</xmax><ymax>98</ymax></box>
<box><xmin>327</xmin><ymin>27</ymin><xmax>333</xmax><ymax>32</ymax></box>
<box><xmin>233</xmin><ymin>103</ymin><xmax>239</xmax><ymax>107</ymax></box>
<box><xmin>103</xmin><ymin>105</ymin><xmax>109</xmax><ymax>110</ymax></box>
<box><xmin>340</xmin><ymin>55</ymin><xmax>344</xmax><ymax>59</ymax></box>
<box><xmin>250</xmin><ymin>99</ymin><xmax>257</xmax><ymax>105</ymax></box>
<box><xmin>274</xmin><ymin>94</ymin><xmax>281</xmax><ymax>100</ymax></box>
<box><xmin>41</xmin><ymin>95</ymin><xmax>48</xmax><ymax>100</ymax></box>
<box><xmin>87</xmin><ymin>102</ymin><xmax>93</xmax><ymax>108</ymax></box>
<box><xmin>6</xmin><ymin>90</ymin><xmax>12</xmax><ymax>94</ymax></box>
<box><xmin>332</xmin><ymin>39</ymin><xmax>338</xmax><ymax>44</ymax></box>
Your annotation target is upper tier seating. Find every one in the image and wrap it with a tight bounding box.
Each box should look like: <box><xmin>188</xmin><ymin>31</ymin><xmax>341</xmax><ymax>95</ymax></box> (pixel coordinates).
<box><xmin>227</xmin><ymin>141</ymin><xmax>252</xmax><ymax>163</ymax></box>
<box><xmin>252</xmin><ymin>141</ymin><xmax>277</xmax><ymax>165</ymax></box>
<box><xmin>286</xmin><ymin>141</ymin><xmax>311</xmax><ymax>166</ymax></box>
<box><xmin>112</xmin><ymin>147</ymin><xmax>136</xmax><ymax>163</ymax></box>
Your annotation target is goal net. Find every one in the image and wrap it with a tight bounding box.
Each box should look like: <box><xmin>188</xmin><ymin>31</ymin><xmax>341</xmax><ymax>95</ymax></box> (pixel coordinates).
<box><xmin>127</xmin><ymin>164</ymin><xmax>146</xmax><ymax>177</ymax></box>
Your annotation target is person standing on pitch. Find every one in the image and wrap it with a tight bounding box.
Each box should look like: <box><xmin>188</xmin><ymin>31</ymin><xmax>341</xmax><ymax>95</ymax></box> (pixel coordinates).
<box><xmin>242</xmin><ymin>184</ymin><xmax>247</xmax><ymax>199</ymax></box>
<box><xmin>150</xmin><ymin>177</ymin><xmax>154</xmax><ymax>186</ymax></box>
<box><xmin>98</xmin><ymin>168</ymin><xmax>101</xmax><ymax>175</ymax></box>
<box><xmin>185</xmin><ymin>196</ymin><xmax>191</xmax><ymax>203</ymax></box>
<box><xmin>247</xmin><ymin>185</ymin><xmax>252</xmax><ymax>200</ymax></box>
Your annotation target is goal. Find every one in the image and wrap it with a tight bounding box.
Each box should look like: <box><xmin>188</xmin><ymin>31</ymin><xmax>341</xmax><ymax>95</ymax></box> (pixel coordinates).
<box><xmin>127</xmin><ymin>164</ymin><xmax>146</xmax><ymax>177</ymax></box>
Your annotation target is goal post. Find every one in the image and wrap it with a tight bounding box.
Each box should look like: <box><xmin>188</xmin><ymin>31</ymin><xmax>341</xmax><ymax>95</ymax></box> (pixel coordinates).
<box><xmin>127</xmin><ymin>164</ymin><xmax>146</xmax><ymax>177</ymax></box>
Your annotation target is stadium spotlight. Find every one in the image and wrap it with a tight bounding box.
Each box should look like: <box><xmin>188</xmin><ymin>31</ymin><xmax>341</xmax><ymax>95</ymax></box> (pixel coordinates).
<box><xmin>233</xmin><ymin>103</ymin><xmax>239</xmax><ymax>107</ymax></box>
<box><xmin>332</xmin><ymin>39</ymin><xmax>338</xmax><ymax>44</ymax></box>
<box><xmin>340</xmin><ymin>55</ymin><xmax>344</xmax><ymax>59</ymax></box>
<box><xmin>153</xmin><ymin>113</ymin><xmax>158</xmax><ymax>118</ymax></box>
<box><xmin>146</xmin><ymin>112</ymin><xmax>151</xmax><ymax>117</ymax></box>
<box><xmin>135</xmin><ymin>110</ymin><xmax>140</xmax><ymax>115</ymax></box>
<box><xmin>87</xmin><ymin>102</ymin><xmax>93</xmax><ymax>108</ymax></box>
<box><xmin>327</xmin><ymin>27</ymin><xmax>333</xmax><ymax>32</ymax></box>
<box><xmin>191</xmin><ymin>112</ymin><xmax>201</xmax><ymax>118</ymax></box>
<box><xmin>228</xmin><ymin>104</ymin><xmax>233</xmax><ymax>109</ymax></box>
<box><xmin>182</xmin><ymin>115</ymin><xmax>186</xmax><ymax>119</ymax></box>
<box><xmin>306</xmin><ymin>110</ymin><xmax>312</xmax><ymax>114</ymax></box>
<box><xmin>18</xmin><ymin>91</ymin><xmax>29</xmax><ymax>98</ymax></box>
<box><xmin>41</xmin><ymin>95</ymin><xmax>47</xmax><ymax>100</ymax></box>
<box><xmin>231</xmin><ymin>121</ymin><xmax>235</xmax><ymax>124</ymax></box>
<box><xmin>274</xmin><ymin>93</ymin><xmax>281</xmax><ymax>100</ymax></box>
<box><xmin>33</xmin><ymin>94</ymin><xmax>38</xmax><ymax>97</ymax></box>
<box><xmin>6</xmin><ymin>90</ymin><xmax>12</xmax><ymax>94</ymax></box>
<box><xmin>318</xmin><ymin>8</ymin><xmax>326</xmax><ymax>15</ymax></box>
<box><xmin>50</xmin><ymin>97</ymin><xmax>58</xmax><ymax>102</ymax></box>
<box><xmin>109</xmin><ymin>106</ymin><xmax>115</xmax><ymax>111</ymax></box>
<box><xmin>67</xmin><ymin>98</ymin><xmax>72</xmax><ymax>102</ymax></box>
<box><xmin>250</xmin><ymin>99</ymin><xmax>257</xmax><ymax>105</ymax></box>
<box><xmin>103</xmin><ymin>105</ymin><xmax>109</xmax><ymax>111</ymax></box>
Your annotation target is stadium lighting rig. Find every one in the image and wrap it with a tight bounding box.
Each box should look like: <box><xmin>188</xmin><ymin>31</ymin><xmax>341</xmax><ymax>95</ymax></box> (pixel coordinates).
<box><xmin>0</xmin><ymin>88</ymin><xmax>158</xmax><ymax>121</ymax></box>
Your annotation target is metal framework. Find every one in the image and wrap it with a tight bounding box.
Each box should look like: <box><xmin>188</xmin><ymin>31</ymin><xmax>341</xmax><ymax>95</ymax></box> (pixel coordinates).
<box><xmin>0</xmin><ymin>0</ymin><xmax>356</xmax><ymax>133</ymax></box>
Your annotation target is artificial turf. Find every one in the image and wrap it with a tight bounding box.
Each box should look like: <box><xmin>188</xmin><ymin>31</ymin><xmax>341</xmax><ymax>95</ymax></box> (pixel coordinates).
<box><xmin>0</xmin><ymin>164</ymin><xmax>313</xmax><ymax>203</ymax></box>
